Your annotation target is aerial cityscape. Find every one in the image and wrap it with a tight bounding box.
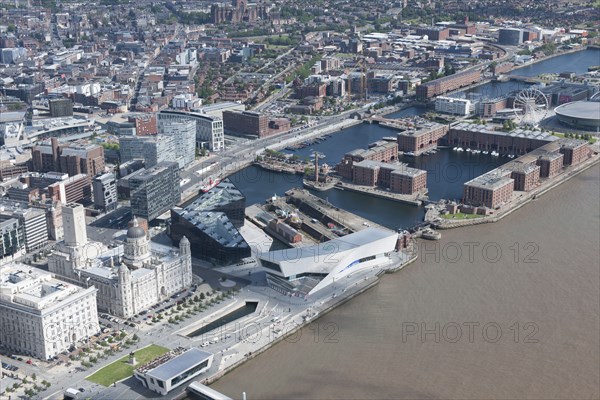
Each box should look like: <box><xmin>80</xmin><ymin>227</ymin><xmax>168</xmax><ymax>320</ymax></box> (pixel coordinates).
<box><xmin>0</xmin><ymin>0</ymin><xmax>598</xmax><ymax>399</ymax></box>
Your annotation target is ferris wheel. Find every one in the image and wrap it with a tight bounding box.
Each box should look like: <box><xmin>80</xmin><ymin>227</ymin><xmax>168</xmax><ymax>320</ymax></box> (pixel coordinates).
<box><xmin>512</xmin><ymin>88</ymin><xmax>549</xmax><ymax>127</ymax></box>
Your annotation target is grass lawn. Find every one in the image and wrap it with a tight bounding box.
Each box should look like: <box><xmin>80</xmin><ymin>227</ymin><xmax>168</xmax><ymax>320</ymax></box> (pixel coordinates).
<box><xmin>551</xmin><ymin>132</ymin><xmax>597</xmax><ymax>144</ymax></box>
<box><xmin>86</xmin><ymin>344</ymin><xmax>169</xmax><ymax>387</ymax></box>
<box><xmin>441</xmin><ymin>212</ymin><xmax>484</xmax><ymax>220</ymax></box>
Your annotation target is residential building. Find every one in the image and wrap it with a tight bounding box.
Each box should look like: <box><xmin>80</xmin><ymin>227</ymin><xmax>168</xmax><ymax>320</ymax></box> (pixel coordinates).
<box><xmin>463</xmin><ymin>170</ymin><xmax>514</xmax><ymax>208</ymax></box>
<box><xmin>351</xmin><ymin>160</ymin><xmax>428</xmax><ymax>195</ymax></box>
<box><xmin>336</xmin><ymin>141</ymin><xmax>398</xmax><ymax>179</ymax></box>
<box><xmin>416</xmin><ymin>69</ymin><xmax>481</xmax><ymax>100</ymax></box>
<box><xmin>396</xmin><ymin>122</ymin><xmax>449</xmax><ymax>154</ymax></box>
<box><xmin>435</xmin><ymin>96</ymin><xmax>473</xmax><ymax>116</ymax></box>
<box><xmin>448</xmin><ymin>123</ymin><xmax>558</xmax><ymax>155</ymax></box>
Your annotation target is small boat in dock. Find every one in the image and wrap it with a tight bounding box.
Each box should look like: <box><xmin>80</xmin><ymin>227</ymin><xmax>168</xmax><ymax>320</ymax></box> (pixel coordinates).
<box><xmin>482</xmin><ymin>150</ymin><xmax>489</xmax><ymax>155</ymax></box>
<box><xmin>453</xmin><ymin>147</ymin><xmax>458</xmax><ymax>151</ymax></box>
<box><xmin>421</xmin><ymin>228</ymin><xmax>441</xmax><ymax>241</ymax></box>
<box><xmin>457</xmin><ymin>147</ymin><xmax>464</xmax><ymax>152</ymax></box>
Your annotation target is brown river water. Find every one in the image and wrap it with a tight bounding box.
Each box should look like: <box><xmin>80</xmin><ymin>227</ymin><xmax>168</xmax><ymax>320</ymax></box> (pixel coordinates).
<box><xmin>211</xmin><ymin>165</ymin><xmax>600</xmax><ymax>399</ymax></box>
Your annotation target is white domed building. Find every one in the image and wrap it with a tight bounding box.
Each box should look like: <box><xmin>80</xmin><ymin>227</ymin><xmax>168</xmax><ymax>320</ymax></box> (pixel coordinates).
<box><xmin>49</xmin><ymin>204</ymin><xmax>193</xmax><ymax>318</ymax></box>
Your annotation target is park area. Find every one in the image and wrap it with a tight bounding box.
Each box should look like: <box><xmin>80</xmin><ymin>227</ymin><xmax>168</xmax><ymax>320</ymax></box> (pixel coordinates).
<box><xmin>86</xmin><ymin>344</ymin><xmax>169</xmax><ymax>387</ymax></box>
<box><xmin>441</xmin><ymin>212</ymin><xmax>484</xmax><ymax>220</ymax></box>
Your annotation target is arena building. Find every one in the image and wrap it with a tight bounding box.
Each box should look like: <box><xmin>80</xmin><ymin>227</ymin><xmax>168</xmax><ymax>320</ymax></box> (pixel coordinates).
<box><xmin>554</xmin><ymin>101</ymin><xmax>600</xmax><ymax>131</ymax></box>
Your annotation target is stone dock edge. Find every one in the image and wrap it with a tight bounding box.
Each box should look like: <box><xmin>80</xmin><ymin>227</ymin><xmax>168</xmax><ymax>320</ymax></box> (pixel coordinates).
<box><xmin>174</xmin><ymin>253</ymin><xmax>418</xmax><ymax>397</ymax></box>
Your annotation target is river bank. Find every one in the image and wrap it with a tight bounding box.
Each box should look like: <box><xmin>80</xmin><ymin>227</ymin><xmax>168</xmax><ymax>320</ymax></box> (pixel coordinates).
<box><xmin>176</xmin><ymin>250</ymin><xmax>418</xmax><ymax>399</ymax></box>
<box><xmin>427</xmin><ymin>148</ymin><xmax>600</xmax><ymax>229</ymax></box>
<box><xmin>211</xmin><ymin>164</ymin><xmax>600</xmax><ymax>400</ymax></box>
<box><xmin>507</xmin><ymin>45</ymin><xmax>589</xmax><ymax>74</ymax></box>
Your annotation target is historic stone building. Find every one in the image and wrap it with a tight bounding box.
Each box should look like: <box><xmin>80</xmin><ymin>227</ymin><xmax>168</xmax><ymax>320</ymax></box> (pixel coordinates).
<box><xmin>48</xmin><ymin>204</ymin><xmax>193</xmax><ymax>318</ymax></box>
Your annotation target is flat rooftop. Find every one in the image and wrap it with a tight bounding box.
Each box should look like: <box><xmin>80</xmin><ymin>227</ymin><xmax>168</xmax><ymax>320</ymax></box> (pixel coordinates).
<box><xmin>465</xmin><ymin>169</ymin><xmax>514</xmax><ymax>190</ymax></box>
<box><xmin>452</xmin><ymin>122</ymin><xmax>558</xmax><ymax>141</ymax></box>
<box><xmin>0</xmin><ymin>263</ymin><xmax>89</xmax><ymax>311</ymax></box>
<box><xmin>138</xmin><ymin>347</ymin><xmax>212</xmax><ymax>381</ymax></box>
<box><xmin>353</xmin><ymin>160</ymin><xmax>426</xmax><ymax>177</ymax></box>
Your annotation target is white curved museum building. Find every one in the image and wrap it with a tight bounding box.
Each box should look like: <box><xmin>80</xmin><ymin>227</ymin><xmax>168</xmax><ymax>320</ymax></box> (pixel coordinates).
<box><xmin>258</xmin><ymin>228</ymin><xmax>399</xmax><ymax>296</ymax></box>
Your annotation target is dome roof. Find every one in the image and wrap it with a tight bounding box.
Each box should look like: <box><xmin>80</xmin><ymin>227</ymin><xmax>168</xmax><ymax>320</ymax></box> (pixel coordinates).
<box><xmin>126</xmin><ymin>217</ymin><xmax>146</xmax><ymax>239</ymax></box>
<box><xmin>127</xmin><ymin>226</ymin><xmax>146</xmax><ymax>239</ymax></box>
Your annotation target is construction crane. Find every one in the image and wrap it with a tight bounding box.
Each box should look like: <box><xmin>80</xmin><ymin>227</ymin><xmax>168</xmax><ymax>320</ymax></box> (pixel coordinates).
<box><xmin>345</xmin><ymin>57</ymin><xmax>367</xmax><ymax>102</ymax></box>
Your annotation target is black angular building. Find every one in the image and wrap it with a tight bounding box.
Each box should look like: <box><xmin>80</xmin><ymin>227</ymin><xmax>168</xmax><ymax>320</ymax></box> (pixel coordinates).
<box><xmin>169</xmin><ymin>179</ymin><xmax>250</xmax><ymax>265</ymax></box>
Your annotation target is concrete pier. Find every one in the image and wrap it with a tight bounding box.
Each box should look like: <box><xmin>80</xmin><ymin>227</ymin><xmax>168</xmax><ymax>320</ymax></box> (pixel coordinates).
<box><xmin>334</xmin><ymin>181</ymin><xmax>424</xmax><ymax>206</ymax></box>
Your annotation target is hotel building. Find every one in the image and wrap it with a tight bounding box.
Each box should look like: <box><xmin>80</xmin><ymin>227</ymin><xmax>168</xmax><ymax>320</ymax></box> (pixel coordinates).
<box><xmin>336</xmin><ymin>141</ymin><xmax>398</xmax><ymax>179</ymax></box>
<box><xmin>396</xmin><ymin>122</ymin><xmax>449</xmax><ymax>154</ymax></box>
<box><xmin>463</xmin><ymin>170</ymin><xmax>514</xmax><ymax>209</ymax></box>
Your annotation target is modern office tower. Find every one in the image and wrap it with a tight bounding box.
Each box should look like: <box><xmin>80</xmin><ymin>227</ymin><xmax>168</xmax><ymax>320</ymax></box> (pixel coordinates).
<box><xmin>129</xmin><ymin>162</ymin><xmax>180</xmax><ymax>221</ymax></box>
<box><xmin>157</xmin><ymin>119</ymin><xmax>196</xmax><ymax>168</ymax></box>
<box><xmin>158</xmin><ymin>110</ymin><xmax>224</xmax><ymax>151</ymax></box>
<box><xmin>92</xmin><ymin>173</ymin><xmax>118</xmax><ymax>212</ymax></box>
